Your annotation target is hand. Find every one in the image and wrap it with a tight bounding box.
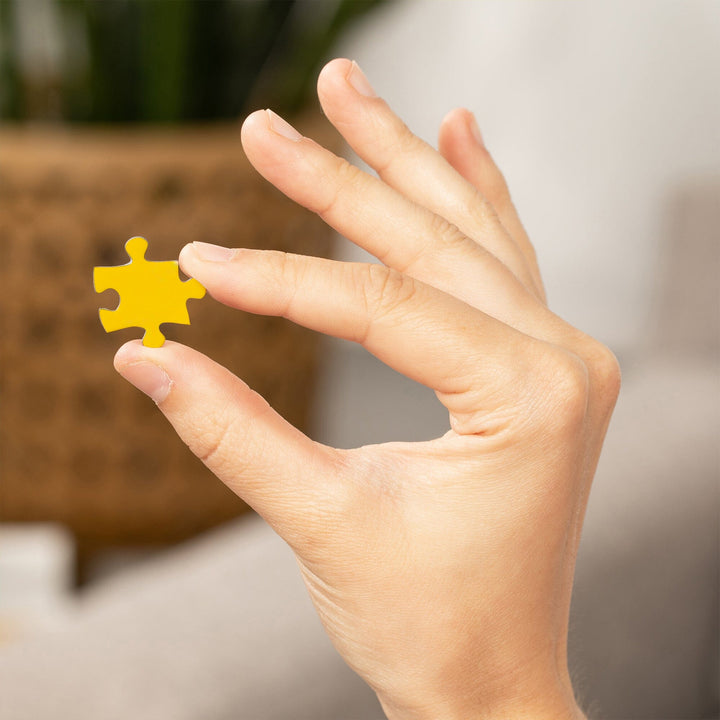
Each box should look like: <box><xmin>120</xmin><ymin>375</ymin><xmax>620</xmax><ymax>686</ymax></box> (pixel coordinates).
<box><xmin>114</xmin><ymin>59</ymin><xmax>619</xmax><ymax>720</ymax></box>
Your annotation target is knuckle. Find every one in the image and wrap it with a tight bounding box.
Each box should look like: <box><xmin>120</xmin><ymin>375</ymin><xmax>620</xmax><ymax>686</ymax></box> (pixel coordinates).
<box><xmin>533</xmin><ymin>349</ymin><xmax>590</xmax><ymax>433</ymax></box>
<box><xmin>189</xmin><ymin>398</ymin><xmax>271</xmax><ymax>480</ymax></box>
<box><xmin>335</xmin><ymin>155</ymin><xmax>364</xmax><ymax>188</ymax></box>
<box><xmin>465</xmin><ymin>186</ymin><xmax>502</xmax><ymax>233</ymax></box>
<box><xmin>261</xmin><ymin>249</ymin><xmax>293</xmax><ymax>283</ymax></box>
<box><xmin>354</xmin><ymin>264</ymin><xmax>417</xmax><ymax>335</ymax></box>
<box><xmin>394</xmin><ymin>119</ymin><xmax>424</xmax><ymax>157</ymax></box>
<box><xmin>427</xmin><ymin>212</ymin><xmax>470</xmax><ymax>251</ymax></box>
<box><xmin>317</xmin><ymin>156</ymin><xmax>363</xmax><ymax>218</ymax></box>
<box><xmin>526</xmin><ymin>337</ymin><xmax>621</xmax><ymax>434</ymax></box>
<box><xmin>265</xmin><ymin>250</ymin><xmax>303</xmax><ymax>316</ymax></box>
<box><xmin>587</xmin><ymin>340</ymin><xmax>622</xmax><ymax>409</ymax></box>
<box><xmin>190</xmin><ymin>410</ymin><xmax>243</xmax><ymax>470</ymax></box>
<box><xmin>395</xmin><ymin>115</ymin><xmax>419</xmax><ymax>146</ymax></box>
<box><xmin>375</xmin><ymin>116</ymin><xmax>423</xmax><ymax>174</ymax></box>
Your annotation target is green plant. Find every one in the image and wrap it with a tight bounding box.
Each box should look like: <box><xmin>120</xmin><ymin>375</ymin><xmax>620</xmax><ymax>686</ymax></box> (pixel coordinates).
<box><xmin>0</xmin><ymin>0</ymin><xmax>385</xmax><ymax>123</ymax></box>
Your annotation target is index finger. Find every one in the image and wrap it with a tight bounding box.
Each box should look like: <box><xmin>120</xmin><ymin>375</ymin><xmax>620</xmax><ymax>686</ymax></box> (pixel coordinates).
<box><xmin>180</xmin><ymin>244</ymin><xmax>544</xmax><ymax>435</ymax></box>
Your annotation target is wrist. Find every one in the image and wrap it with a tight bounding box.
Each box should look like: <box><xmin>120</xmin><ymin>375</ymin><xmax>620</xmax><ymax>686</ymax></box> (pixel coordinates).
<box><xmin>375</xmin><ymin>667</ymin><xmax>585</xmax><ymax>720</ymax></box>
<box><xmin>379</xmin><ymin>696</ymin><xmax>585</xmax><ymax>720</ymax></box>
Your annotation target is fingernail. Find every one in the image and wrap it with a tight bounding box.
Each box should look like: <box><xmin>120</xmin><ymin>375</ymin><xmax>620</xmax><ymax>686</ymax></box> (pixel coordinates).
<box><xmin>347</xmin><ymin>61</ymin><xmax>376</xmax><ymax>97</ymax></box>
<box><xmin>468</xmin><ymin>112</ymin><xmax>484</xmax><ymax>146</ymax></box>
<box><xmin>192</xmin><ymin>241</ymin><xmax>236</xmax><ymax>262</ymax></box>
<box><xmin>118</xmin><ymin>361</ymin><xmax>172</xmax><ymax>404</ymax></box>
<box><xmin>266</xmin><ymin>109</ymin><xmax>303</xmax><ymax>141</ymax></box>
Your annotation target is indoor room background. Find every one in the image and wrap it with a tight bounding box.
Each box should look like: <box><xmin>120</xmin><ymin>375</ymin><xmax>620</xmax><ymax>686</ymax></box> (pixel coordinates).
<box><xmin>0</xmin><ymin>1</ymin><xmax>717</xmax><ymax>718</ymax></box>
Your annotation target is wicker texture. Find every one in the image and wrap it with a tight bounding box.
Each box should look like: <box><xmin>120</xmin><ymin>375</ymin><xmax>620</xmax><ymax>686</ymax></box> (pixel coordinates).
<box><xmin>0</xmin><ymin>123</ymin><xmax>334</xmax><ymax>561</ymax></box>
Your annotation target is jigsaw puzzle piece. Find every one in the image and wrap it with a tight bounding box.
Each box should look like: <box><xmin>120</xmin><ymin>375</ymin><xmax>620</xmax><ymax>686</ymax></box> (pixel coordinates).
<box><xmin>93</xmin><ymin>265</ymin><xmax>122</xmax><ymax>295</ymax></box>
<box><xmin>98</xmin><ymin>307</ymin><xmax>129</xmax><ymax>333</ymax></box>
<box><xmin>94</xmin><ymin>236</ymin><xmax>206</xmax><ymax>347</ymax></box>
<box><xmin>142</xmin><ymin>326</ymin><xmax>166</xmax><ymax>348</ymax></box>
<box><xmin>125</xmin><ymin>235</ymin><xmax>149</xmax><ymax>260</ymax></box>
<box><xmin>98</xmin><ymin>309</ymin><xmax>165</xmax><ymax>347</ymax></box>
<box><xmin>181</xmin><ymin>278</ymin><xmax>205</xmax><ymax>301</ymax></box>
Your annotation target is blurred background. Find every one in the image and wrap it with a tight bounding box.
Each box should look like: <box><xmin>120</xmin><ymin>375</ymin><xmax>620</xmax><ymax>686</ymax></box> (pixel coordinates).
<box><xmin>0</xmin><ymin>1</ymin><xmax>718</xmax><ymax>719</ymax></box>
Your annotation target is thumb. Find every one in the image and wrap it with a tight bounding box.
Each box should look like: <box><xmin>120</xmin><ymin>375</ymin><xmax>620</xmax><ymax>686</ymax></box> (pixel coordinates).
<box><xmin>114</xmin><ymin>340</ymin><xmax>343</xmax><ymax>542</ymax></box>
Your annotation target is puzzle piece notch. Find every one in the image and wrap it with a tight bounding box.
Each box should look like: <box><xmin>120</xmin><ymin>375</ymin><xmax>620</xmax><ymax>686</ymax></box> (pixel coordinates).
<box><xmin>94</xmin><ymin>236</ymin><xmax>206</xmax><ymax>347</ymax></box>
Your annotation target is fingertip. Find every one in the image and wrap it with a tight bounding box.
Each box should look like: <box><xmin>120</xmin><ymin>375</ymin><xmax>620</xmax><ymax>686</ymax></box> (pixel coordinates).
<box><xmin>178</xmin><ymin>242</ymin><xmax>196</xmax><ymax>276</ymax></box>
<box><xmin>440</xmin><ymin>107</ymin><xmax>471</xmax><ymax>129</ymax></box>
<box><xmin>113</xmin><ymin>340</ymin><xmax>175</xmax><ymax>405</ymax></box>
<box><xmin>317</xmin><ymin>57</ymin><xmax>353</xmax><ymax>91</ymax></box>
<box><xmin>114</xmin><ymin>338</ymin><xmax>186</xmax><ymax>371</ymax></box>
<box><xmin>241</xmin><ymin>108</ymin><xmax>268</xmax><ymax>128</ymax></box>
<box><xmin>317</xmin><ymin>58</ymin><xmax>352</xmax><ymax>110</ymax></box>
<box><xmin>318</xmin><ymin>58</ymin><xmax>378</xmax><ymax>110</ymax></box>
<box><xmin>439</xmin><ymin>108</ymin><xmax>483</xmax><ymax>148</ymax></box>
<box><xmin>178</xmin><ymin>241</ymin><xmax>193</xmax><ymax>260</ymax></box>
<box><xmin>113</xmin><ymin>338</ymin><xmax>146</xmax><ymax>370</ymax></box>
<box><xmin>240</xmin><ymin>109</ymin><xmax>270</xmax><ymax>147</ymax></box>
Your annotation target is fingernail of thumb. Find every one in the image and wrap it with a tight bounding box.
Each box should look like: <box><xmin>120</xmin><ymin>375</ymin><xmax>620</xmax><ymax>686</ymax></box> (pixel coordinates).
<box><xmin>118</xmin><ymin>361</ymin><xmax>172</xmax><ymax>404</ymax></box>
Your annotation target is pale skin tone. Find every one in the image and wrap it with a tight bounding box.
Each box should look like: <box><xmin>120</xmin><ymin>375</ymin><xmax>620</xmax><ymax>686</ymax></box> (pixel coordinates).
<box><xmin>114</xmin><ymin>59</ymin><xmax>620</xmax><ymax>720</ymax></box>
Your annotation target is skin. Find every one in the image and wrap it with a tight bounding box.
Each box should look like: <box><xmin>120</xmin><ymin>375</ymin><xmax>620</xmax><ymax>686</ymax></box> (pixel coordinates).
<box><xmin>114</xmin><ymin>59</ymin><xmax>620</xmax><ymax>719</ymax></box>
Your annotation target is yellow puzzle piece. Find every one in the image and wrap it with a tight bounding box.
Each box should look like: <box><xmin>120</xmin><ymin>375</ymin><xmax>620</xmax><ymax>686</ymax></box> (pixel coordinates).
<box><xmin>93</xmin><ymin>236</ymin><xmax>206</xmax><ymax>347</ymax></box>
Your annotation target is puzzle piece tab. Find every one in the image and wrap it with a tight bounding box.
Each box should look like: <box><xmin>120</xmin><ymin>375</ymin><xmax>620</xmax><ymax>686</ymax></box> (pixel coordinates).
<box><xmin>94</xmin><ymin>236</ymin><xmax>206</xmax><ymax>347</ymax></box>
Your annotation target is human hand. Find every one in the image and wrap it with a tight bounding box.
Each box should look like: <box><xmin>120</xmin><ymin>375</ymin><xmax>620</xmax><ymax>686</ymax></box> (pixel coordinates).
<box><xmin>114</xmin><ymin>59</ymin><xmax>620</xmax><ymax>720</ymax></box>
